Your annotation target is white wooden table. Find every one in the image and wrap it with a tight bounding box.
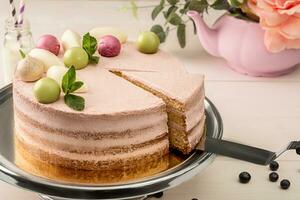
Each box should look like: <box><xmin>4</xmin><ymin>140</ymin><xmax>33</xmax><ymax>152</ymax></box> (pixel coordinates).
<box><xmin>1</xmin><ymin>0</ymin><xmax>300</xmax><ymax>199</ymax></box>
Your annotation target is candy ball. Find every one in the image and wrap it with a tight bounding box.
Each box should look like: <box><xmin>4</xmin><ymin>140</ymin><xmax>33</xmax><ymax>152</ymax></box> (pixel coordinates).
<box><xmin>98</xmin><ymin>35</ymin><xmax>121</xmax><ymax>57</ymax></box>
<box><xmin>63</xmin><ymin>47</ymin><xmax>89</xmax><ymax>70</ymax></box>
<box><xmin>36</xmin><ymin>34</ymin><xmax>60</xmax><ymax>56</ymax></box>
<box><xmin>34</xmin><ymin>77</ymin><xmax>61</xmax><ymax>104</ymax></box>
<box><xmin>16</xmin><ymin>56</ymin><xmax>44</xmax><ymax>82</ymax></box>
<box><xmin>136</xmin><ymin>31</ymin><xmax>160</xmax><ymax>54</ymax></box>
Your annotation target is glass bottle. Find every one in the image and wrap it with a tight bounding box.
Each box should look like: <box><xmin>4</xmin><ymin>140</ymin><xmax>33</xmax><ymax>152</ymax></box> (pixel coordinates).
<box><xmin>2</xmin><ymin>18</ymin><xmax>34</xmax><ymax>85</ymax></box>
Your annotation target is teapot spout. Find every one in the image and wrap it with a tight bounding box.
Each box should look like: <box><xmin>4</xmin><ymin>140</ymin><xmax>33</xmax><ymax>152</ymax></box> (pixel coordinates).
<box><xmin>187</xmin><ymin>11</ymin><xmax>219</xmax><ymax>57</ymax></box>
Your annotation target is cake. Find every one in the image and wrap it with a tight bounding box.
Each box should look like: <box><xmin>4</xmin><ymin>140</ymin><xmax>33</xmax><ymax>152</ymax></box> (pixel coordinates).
<box><xmin>13</xmin><ymin>30</ymin><xmax>205</xmax><ymax>178</ymax></box>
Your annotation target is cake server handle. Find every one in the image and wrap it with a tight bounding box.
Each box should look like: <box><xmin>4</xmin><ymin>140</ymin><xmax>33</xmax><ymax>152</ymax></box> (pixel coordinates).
<box><xmin>197</xmin><ymin>137</ymin><xmax>300</xmax><ymax>165</ymax></box>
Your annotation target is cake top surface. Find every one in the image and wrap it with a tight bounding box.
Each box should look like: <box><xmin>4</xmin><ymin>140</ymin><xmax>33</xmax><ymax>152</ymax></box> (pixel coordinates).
<box><xmin>14</xmin><ymin>42</ymin><xmax>204</xmax><ymax>114</ymax></box>
<box><xmin>14</xmin><ymin>67</ymin><xmax>165</xmax><ymax>115</ymax></box>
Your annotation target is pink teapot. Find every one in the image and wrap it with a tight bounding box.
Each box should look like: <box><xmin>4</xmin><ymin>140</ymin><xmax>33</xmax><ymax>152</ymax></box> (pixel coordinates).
<box><xmin>187</xmin><ymin>11</ymin><xmax>300</xmax><ymax>77</ymax></box>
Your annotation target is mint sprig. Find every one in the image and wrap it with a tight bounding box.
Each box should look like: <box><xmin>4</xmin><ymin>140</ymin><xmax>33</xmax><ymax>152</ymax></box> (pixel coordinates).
<box><xmin>62</xmin><ymin>66</ymin><xmax>85</xmax><ymax>111</ymax></box>
<box><xmin>82</xmin><ymin>33</ymin><xmax>99</xmax><ymax>64</ymax></box>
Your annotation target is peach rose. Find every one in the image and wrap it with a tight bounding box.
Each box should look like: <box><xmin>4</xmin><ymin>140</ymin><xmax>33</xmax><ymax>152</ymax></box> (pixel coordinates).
<box><xmin>248</xmin><ymin>0</ymin><xmax>300</xmax><ymax>52</ymax></box>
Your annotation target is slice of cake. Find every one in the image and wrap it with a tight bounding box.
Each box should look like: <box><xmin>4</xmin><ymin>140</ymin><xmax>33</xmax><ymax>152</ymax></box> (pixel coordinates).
<box><xmin>110</xmin><ymin>71</ymin><xmax>205</xmax><ymax>154</ymax></box>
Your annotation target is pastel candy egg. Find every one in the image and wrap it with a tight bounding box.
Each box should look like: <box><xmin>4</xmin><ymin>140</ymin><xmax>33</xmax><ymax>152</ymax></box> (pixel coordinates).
<box><xmin>90</xmin><ymin>27</ymin><xmax>127</xmax><ymax>44</ymax></box>
<box><xmin>29</xmin><ymin>48</ymin><xmax>64</xmax><ymax>71</ymax></box>
<box><xmin>36</xmin><ymin>34</ymin><xmax>60</xmax><ymax>56</ymax></box>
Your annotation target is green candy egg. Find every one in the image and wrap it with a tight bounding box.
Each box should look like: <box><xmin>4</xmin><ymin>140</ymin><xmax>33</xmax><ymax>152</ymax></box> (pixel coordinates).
<box><xmin>34</xmin><ymin>77</ymin><xmax>61</xmax><ymax>104</ymax></box>
<box><xmin>63</xmin><ymin>47</ymin><xmax>89</xmax><ymax>70</ymax></box>
<box><xmin>136</xmin><ymin>31</ymin><xmax>160</xmax><ymax>54</ymax></box>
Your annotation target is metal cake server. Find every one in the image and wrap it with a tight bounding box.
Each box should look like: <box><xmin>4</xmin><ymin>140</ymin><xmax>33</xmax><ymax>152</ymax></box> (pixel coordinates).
<box><xmin>196</xmin><ymin>135</ymin><xmax>300</xmax><ymax>165</ymax></box>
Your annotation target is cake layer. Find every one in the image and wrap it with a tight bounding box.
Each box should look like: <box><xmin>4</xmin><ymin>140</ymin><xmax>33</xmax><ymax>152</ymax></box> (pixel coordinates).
<box><xmin>170</xmin><ymin>118</ymin><xmax>205</xmax><ymax>154</ymax></box>
<box><xmin>15</xmin><ymin>134</ymin><xmax>169</xmax><ymax>170</ymax></box>
<box><xmin>15</xmin><ymin>117</ymin><xmax>167</xmax><ymax>153</ymax></box>
<box><xmin>168</xmin><ymin>95</ymin><xmax>205</xmax><ymax>131</ymax></box>
<box><xmin>15</xmin><ymin>139</ymin><xmax>169</xmax><ymax>184</ymax></box>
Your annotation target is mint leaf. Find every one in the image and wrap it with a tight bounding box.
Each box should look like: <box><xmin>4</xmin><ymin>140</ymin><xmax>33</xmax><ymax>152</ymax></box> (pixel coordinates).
<box><xmin>82</xmin><ymin>33</ymin><xmax>99</xmax><ymax>64</ymax></box>
<box><xmin>19</xmin><ymin>49</ymin><xmax>26</xmax><ymax>59</ymax></box>
<box><xmin>64</xmin><ymin>94</ymin><xmax>85</xmax><ymax>111</ymax></box>
<box><xmin>62</xmin><ymin>66</ymin><xmax>76</xmax><ymax>94</ymax></box>
<box><xmin>90</xmin><ymin>56</ymin><xmax>100</xmax><ymax>64</ymax></box>
<box><xmin>61</xmin><ymin>66</ymin><xmax>86</xmax><ymax>111</ymax></box>
<box><xmin>69</xmin><ymin>81</ymin><xmax>84</xmax><ymax>93</ymax></box>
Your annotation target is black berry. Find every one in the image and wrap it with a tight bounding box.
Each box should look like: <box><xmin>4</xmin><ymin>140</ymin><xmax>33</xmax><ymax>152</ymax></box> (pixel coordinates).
<box><xmin>269</xmin><ymin>161</ymin><xmax>279</xmax><ymax>171</ymax></box>
<box><xmin>296</xmin><ymin>148</ymin><xmax>300</xmax><ymax>155</ymax></box>
<box><xmin>280</xmin><ymin>179</ymin><xmax>290</xmax><ymax>190</ymax></box>
<box><xmin>269</xmin><ymin>172</ymin><xmax>279</xmax><ymax>182</ymax></box>
<box><xmin>152</xmin><ymin>192</ymin><xmax>163</xmax><ymax>198</ymax></box>
<box><xmin>239</xmin><ymin>171</ymin><xmax>251</xmax><ymax>183</ymax></box>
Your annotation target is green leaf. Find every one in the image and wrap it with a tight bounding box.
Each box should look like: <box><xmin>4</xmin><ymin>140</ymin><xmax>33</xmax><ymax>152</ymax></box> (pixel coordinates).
<box><xmin>82</xmin><ymin>32</ymin><xmax>99</xmax><ymax>64</ymax></box>
<box><xmin>151</xmin><ymin>25</ymin><xmax>167</xmax><ymax>43</ymax></box>
<box><xmin>228</xmin><ymin>0</ymin><xmax>242</xmax><ymax>7</ymax></box>
<box><xmin>211</xmin><ymin>0</ymin><xmax>230</xmax><ymax>10</ymax></box>
<box><xmin>69</xmin><ymin>81</ymin><xmax>84</xmax><ymax>93</ymax></box>
<box><xmin>167</xmin><ymin>0</ymin><xmax>179</xmax><ymax>5</ymax></box>
<box><xmin>167</xmin><ymin>12</ymin><xmax>182</xmax><ymax>25</ymax></box>
<box><xmin>62</xmin><ymin>66</ymin><xmax>76</xmax><ymax>94</ymax></box>
<box><xmin>177</xmin><ymin>23</ymin><xmax>186</xmax><ymax>48</ymax></box>
<box><xmin>188</xmin><ymin>0</ymin><xmax>209</xmax><ymax>13</ymax></box>
<box><xmin>151</xmin><ymin>24</ymin><xmax>164</xmax><ymax>34</ymax></box>
<box><xmin>130</xmin><ymin>0</ymin><xmax>138</xmax><ymax>19</ymax></box>
<box><xmin>180</xmin><ymin>1</ymin><xmax>191</xmax><ymax>14</ymax></box>
<box><xmin>160</xmin><ymin>0</ymin><xmax>165</xmax><ymax>6</ymax></box>
<box><xmin>64</xmin><ymin>94</ymin><xmax>85</xmax><ymax>111</ymax></box>
<box><xmin>19</xmin><ymin>49</ymin><xmax>26</xmax><ymax>59</ymax></box>
<box><xmin>151</xmin><ymin>5</ymin><xmax>164</xmax><ymax>20</ymax></box>
<box><xmin>164</xmin><ymin>5</ymin><xmax>178</xmax><ymax>18</ymax></box>
<box><xmin>89</xmin><ymin>56</ymin><xmax>100</xmax><ymax>64</ymax></box>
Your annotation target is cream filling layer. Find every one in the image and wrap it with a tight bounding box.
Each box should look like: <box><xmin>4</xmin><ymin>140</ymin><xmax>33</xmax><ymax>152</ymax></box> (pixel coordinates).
<box><xmin>169</xmin><ymin>94</ymin><xmax>205</xmax><ymax>131</ymax></box>
<box><xmin>15</xmin><ymin>117</ymin><xmax>167</xmax><ymax>150</ymax></box>
<box><xmin>187</xmin><ymin>117</ymin><xmax>205</xmax><ymax>149</ymax></box>
<box><xmin>14</xmin><ymin>92</ymin><xmax>167</xmax><ymax>133</ymax></box>
<box><xmin>17</xmin><ymin>133</ymin><xmax>169</xmax><ymax>162</ymax></box>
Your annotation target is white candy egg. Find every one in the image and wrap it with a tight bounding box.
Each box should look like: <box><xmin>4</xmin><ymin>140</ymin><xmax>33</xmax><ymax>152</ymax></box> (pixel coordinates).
<box><xmin>29</xmin><ymin>48</ymin><xmax>64</xmax><ymax>71</ymax></box>
<box><xmin>16</xmin><ymin>56</ymin><xmax>44</xmax><ymax>82</ymax></box>
<box><xmin>61</xmin><ymin>30</ymin><xmax>81</xmax><ymax>50</ymax></box>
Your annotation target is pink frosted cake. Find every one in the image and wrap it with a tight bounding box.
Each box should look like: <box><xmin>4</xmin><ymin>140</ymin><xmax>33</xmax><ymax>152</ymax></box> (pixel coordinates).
<box><xmin>13</xmin><ymin>30</ymin><xmax>205</xmax><ymax>175</ymax></box>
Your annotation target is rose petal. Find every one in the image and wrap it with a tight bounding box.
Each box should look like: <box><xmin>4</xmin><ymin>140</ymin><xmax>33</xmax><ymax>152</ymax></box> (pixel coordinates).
<box><xmin>248</xmin><ymin>0</ymin><xmax>289</xmax><ymax>26</ymax></box>
<box><xmin>275</xmin><ymin>0</ymin><xmax>300</xmax><ymax>9</ymax></box>
<box><xmin>279</xmin><ymin>16</ymin><xmax>300</xmax><ymax>39</ymax></box>
<box><xmin>278</xmin><ymin>4</ymin><xmax>300</xmax><ymax>15</ymax></box>
<box><xmin>264</xmin><ymin>30</ymin><xmax>287</xmax><ymax>52</ymax></box>
<box><xmin>285</xmin><ymin>38</ymin><xmax>300</xmax><ymax>49</ymax></box>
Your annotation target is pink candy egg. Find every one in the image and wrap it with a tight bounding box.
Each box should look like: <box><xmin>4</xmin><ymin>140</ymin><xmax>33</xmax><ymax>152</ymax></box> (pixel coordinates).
<box><xmin>98</xmin><ymin>35</ymin><xmax>121</xmax><ymax>57</ymax></box>
<box><xmin>36</xmin><ymin>34</ymin><xmax>60</xmax><ymax>56</ymax></box>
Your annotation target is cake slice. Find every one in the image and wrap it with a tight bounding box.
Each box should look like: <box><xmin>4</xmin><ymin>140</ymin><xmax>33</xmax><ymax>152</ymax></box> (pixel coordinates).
<box><xmin>111</xmin><ymin>71</ymin><xmax>205</xmax><ymax>154</ymax></box>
